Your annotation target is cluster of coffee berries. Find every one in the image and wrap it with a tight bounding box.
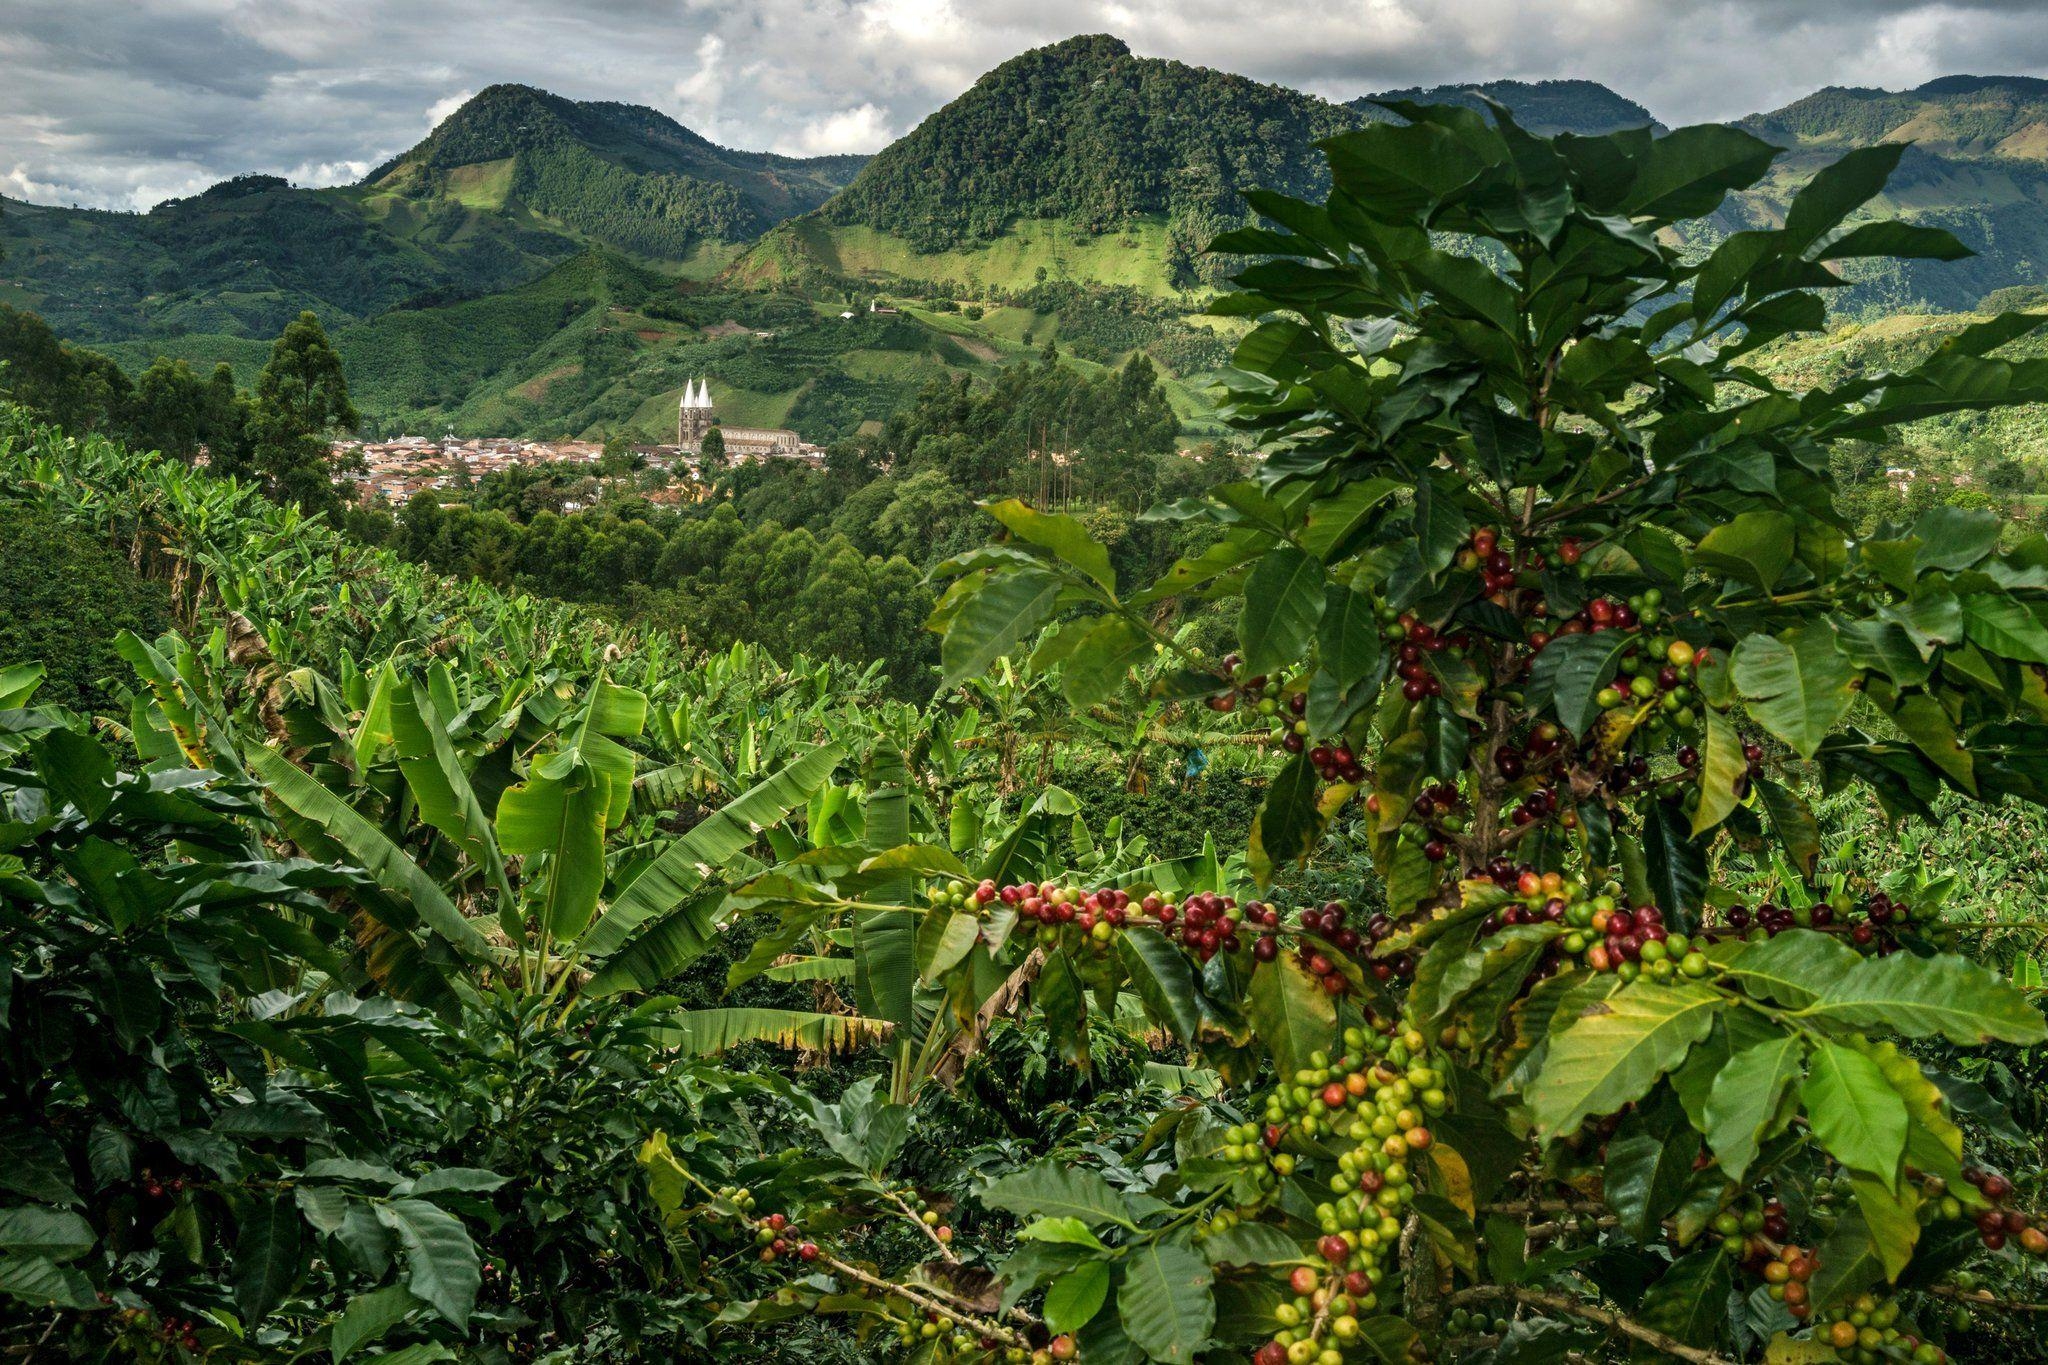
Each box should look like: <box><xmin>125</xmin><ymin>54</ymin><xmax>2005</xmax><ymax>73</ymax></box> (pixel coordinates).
<box><xmin>1811</xmin><ymin>1294</ymin><xmax>1949</xmax><ymax>1365</ymax></box>
<box><xmin>1712</xmin><ymin>1199</ymin><xmax>1823</xmax><ymax>1312</ymax></box>
<box><xmin>1308</xmin><ymin>741</ymin><xmax>1367</xmax><ymax>785</ymax></box>
<box><xmin>137</xmin><ymin>1166</ymin><xmax>190</xmax><ymax>1200</ymax></box>
<box><xmin>748</xmin><ymin>1210</ymin><xmax>818</xmax><ymax>1264</ymax></box>
<box><xmin>1283</xmin><ymin>900</ymin><xmax>1412</xmax><ymax>993</ymax></box>
<box><xmin>1490</xmin><ymin>722</ymin><xmax>1573</xmax><ymax>786</ymax></box>
<box><xmin>135</xmin><ymin>1313</ymin><xmax>202</xmax><ymax>1353</ymax></box>
<box><xmin>1577</xmin><ymin>900</ymin><xmax>1705</xmax><ymax>981</ymax></box>
<box><xmin>1243</xmin><ymin>1022</ymin><xmax>1448</xmax><ymax>1365</ymax></box>
<box><xmin>1458</xmin><ymin>526</ymin><xmax>1535</xmax><ymax>597</ymax></box>
<box><xmin>1001</xmin><ymin>879</ymin><xmax>1129</xmax><ymax>942</ymax></box>
<box><xmin>1201</xmin><ymin>655</ymin><xmax>1373</xmax><ymax>788</ymax></box>
<box><xmin>1590</xmin><ymin>630</ymin><xmax>1711</xmax><ymax>738</ymax></box>
<box><xmin>891</xmin><ymin>1309</ymin><xmax>1053</xmax><ymax>1362</ymax></box>
<box><xmin>1377</xmin><ymin>781</ymin><xmax>1469</xmax><ymax>863</ymax></box>
<box><xmin>1714</xmin><ymin>886</ymin><xmax>1932</xmax><ymax>956</ymax></box>
<box><xmin>1206</xmin><ymin>655</ymin><xmax>1322</xmax><ymax>756</ymax></box>
<box><xmin>1442</xmin><ymin>1307</ymin><xmax>1515</xmax><ymax>1342</ymax></box>
<box><xmin>1712</xmin><ymin>1197</ymin><xmax>1788</xmax><ymax>1257</ymax></box>
<box><xmin>1843</xmin><ymin>889</ymin><xmax>1933</xmax><ymax>954</ymax></box>
<box><xmin>1390</xmin><ymin>616</ymin><xmax>1464</xmax><ymax>703</ymax></box>
<box><xmin>925</xmin><ymin>876</ymin><xmax>1000</xmax><ymax>921</ymax></box>
<box><xmin>994</xmin><ymin>879</ymin><xmax>1257</xmax><ymax>964</ymax></box>
<box><xmin>1757</xmin><ymin>1240</ymin><xmax>1822</xmax><ymax>1319</ymax></box>
<box><xmin>1964</xmin><ymin>1167</ymin><xmax>2047</xmax><ymax>1254</ymax></box>
<box><xmin>1253</xmin><ymin>1263</ymin><xmax>1386</xmax><ymax>1365</ymax></box>
<box><xmin>887</xmin><ymin>1319</ymin><xmax>1074</xmax><ymax>1365</ymax></box>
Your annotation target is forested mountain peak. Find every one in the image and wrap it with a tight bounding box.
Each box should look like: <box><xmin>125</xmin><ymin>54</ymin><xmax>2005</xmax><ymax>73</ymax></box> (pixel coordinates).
<box><xmin>367</xmin><ymin>83</ymin><xmax>864</xmax><ymax>185</ymax></box>
<box><xmin>813</xmin><ymin>32</ymin><xmax>1367</xmax><ymax>249</ymax></box>
<box><xmin>1357</xmin><ymin>78</ymin><xmax>1661</xmax><ymax>135</ymax></box>
<box><xmin>365</xmin><ymin>82</ymin><xmax>866</xmax><ymax>249</ymax></box>
<box><xmin>1750</xmin><ymin>75</ymin><xmax>2048</xmax><ymax>160</ymax></box>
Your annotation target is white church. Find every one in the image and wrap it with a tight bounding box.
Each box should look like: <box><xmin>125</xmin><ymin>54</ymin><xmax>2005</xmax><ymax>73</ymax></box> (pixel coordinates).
<box><xmin>677</xmin><ymin>377</ymin><xmax>814</xmax><ymax>463</ymax></box>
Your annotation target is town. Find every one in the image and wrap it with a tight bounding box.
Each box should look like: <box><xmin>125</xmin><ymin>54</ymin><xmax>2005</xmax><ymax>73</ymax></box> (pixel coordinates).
<box><xmin>336</xmin><ymin>379</ymin><xmax>827</xmax><ymax>506</ymax></box>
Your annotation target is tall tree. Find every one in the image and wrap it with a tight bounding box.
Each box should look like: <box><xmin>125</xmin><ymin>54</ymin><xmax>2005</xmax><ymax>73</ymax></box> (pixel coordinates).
<box><xmin>131</xmin><ymin>357</ymin><xmax>209</xmax><ymax>462</ymax></box>
<box><xmin>248</xmin><ymin>311</ymin><xmax>358</xmax><ymax>517</ymax></box>
<box><xmin>696</xmin><ymin>423</ymin><xmax>727</xmax><ymax>481</ymax></box>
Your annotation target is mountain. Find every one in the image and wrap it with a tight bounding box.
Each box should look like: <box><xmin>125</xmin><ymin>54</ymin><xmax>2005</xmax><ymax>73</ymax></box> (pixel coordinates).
<box><xmin>0</xmin><ymin>86</ymin><xmax>866</xmax><ymax>348</ymax></box>
<box><xmin>1707</xmin><ymin>77</ymin><xmax>2048</xmax><ymax>314</ymax></box>
<box><xmin>1359</xmin><ymin>78</ymin><xmax>1662</xmax><ymax>136</ymax></box>
<box><xmin>1746</xmin><ymin>76</ymin><xmax>2048</xmax><ymax>160</ymax></box>
<box><xmin>17</xmin><ymin>39</ymin><xmax>2048</xmax><ymax>450</ymax></box>
<box><xmin>737</xmin><ymin>35</ymin><xmax>1371</xmax><ymax>293</ymax></box>
<box><xmin>364</xmin><ymin>84</ymin><xmax>865</xmax><ymax>256</ymax></box>
<box><xmin>819</xmin><ymin>36</ymin><xmax>1363</xmax><ymax>245</ymax></box>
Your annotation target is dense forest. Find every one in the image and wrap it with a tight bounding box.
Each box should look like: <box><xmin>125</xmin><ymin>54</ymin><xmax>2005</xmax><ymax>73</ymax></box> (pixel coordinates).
<box><xmin>372</xmin><ymin>83</ymin><xmax>866</xmax><ymax>255</ymax></box>
<box><xmin>816</xmin><ymin>35</ymin><xmax>1366</xmax><ymax>248</ymax></box>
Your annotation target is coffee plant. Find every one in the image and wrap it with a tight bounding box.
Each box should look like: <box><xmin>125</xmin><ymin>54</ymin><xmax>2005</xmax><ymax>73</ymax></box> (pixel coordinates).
<box><xmin>925</xmin><ymin>107</ymin><xmax>2048</xmax><ymax>1362</ymax></box>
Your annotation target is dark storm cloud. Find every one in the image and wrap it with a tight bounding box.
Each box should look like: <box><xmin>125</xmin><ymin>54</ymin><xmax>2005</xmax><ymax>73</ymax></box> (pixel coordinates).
<box><xmin>9</xmin><ymin>0</ymin><xmax>2048</xmax><ymax>210</ymax></box>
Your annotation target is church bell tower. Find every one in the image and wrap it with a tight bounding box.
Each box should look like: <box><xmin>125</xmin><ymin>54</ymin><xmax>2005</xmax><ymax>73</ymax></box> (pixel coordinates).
<box><xmin>677</xmin><ymin>378</ymin><xmax>715</xmax><ymax>448</ymax></box>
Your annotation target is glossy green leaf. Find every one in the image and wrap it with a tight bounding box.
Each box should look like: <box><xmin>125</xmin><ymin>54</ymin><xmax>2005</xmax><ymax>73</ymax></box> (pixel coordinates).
<box><xmin>1244</xmin><ymin>954</ymin><xmax>1337</xmax><ymax>1080</ymax></box>
<box><xmin>983</xmin><ymin>499</ymin><xmax>1116</xmax><ymax>590</ymax></box>
<box><xmin>1732</xmin><ymin>626</ymin><xmax>1859</xmax><ymax>758</ymax></box>
<box><xmin>1045</xmin><ymin>1259</ymin><xmax>1111</xmax><ymax>1334</ymax></box>
<box><xmin>1802</xmin><ymin>1041</ymin><xmax>1907</xmax><ymax>1186</ymax></box>
<box><xmin>375</xmin><ymin>1198</ymin><xmax>480</xmax><ymax>1329</ymax></box>
<box><xmin>584</xmin><ymin>744</ymin><xmax>842</xmax><ymax>964</ymax></box>
<box><xmin>939</xmin><ymin>567</ymin><xmax>1065</xmax><ymax>687</ymax></box>
<box><xmin>1238</xmin><ymin>546</ymin><xmax>1325</xmax><ymax>677</ymax></box>
<box><xmin>232</xmin><ymin>1194</ymin><xmax>302</xmax><ymax>1325</ymax></box>
<box><xmin>1117</xmin><ymin>1242</ymin><xmax>1214</xmax><ymax>1364</ymax></box>
<box><xmin>1528</xmin><ymin>982</ymin><xmax>1722</xmax><ymax>1138</ymax></box>
<box><xmin>1703</xmin><ymin>1034</ymin><xmax>1805</xmax><ymax>1181</ymax></box>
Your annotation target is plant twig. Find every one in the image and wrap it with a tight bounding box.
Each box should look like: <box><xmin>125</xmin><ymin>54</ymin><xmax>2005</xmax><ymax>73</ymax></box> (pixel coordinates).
<box><xmin>819</xmin><ymin>1250</ymin><xmax>1033</xmax><ymax>1349</ymax></box>
<box><xmin>1448</xmin><ymin>1286</ymin><xmax>1739</xmax><ymax>1365</ymax></box>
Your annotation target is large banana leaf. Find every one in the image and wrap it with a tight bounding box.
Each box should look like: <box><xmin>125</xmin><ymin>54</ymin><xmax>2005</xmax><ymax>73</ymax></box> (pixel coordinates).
<box><xmin>494</xmin><ymin>675</ymin><xmax>647</xmax><ymax>942</ymax></box>
<box><xmin>497</xmin><ymin>756</ymin><xmax>610</xmax><ymax>942</ymax></box>
<box><xmin>246</xmin><ymin>744</ymin><xmax>489</xmax><ymax>955</ymax></box>
<box><xmin>578</xmin><ymin>743</ymin><xmax>845</xmax><ymax>961</ymax></box>
<box><xmin>657</xmin><ymin>1008</ymin><xmax>892</xmax><ymax>1056</ymax></box>
<box><xmin>389</xmin><ymin>680</ymin><xmax>515</xmax><ymax>920</ymax></box>
<box><xmin>117</xmin><ymin>631</ymin><xmax>242</xmax><ymax>776</ymax></box>
<box><xmin>583</xmin><ymin>885</ymin><xmax>751</xmax><ymax>996</ymax></box>
<box><xmin>852</xmin><ymin>738</ymin><xmax>917</xmax><ymax>1030</ymax></box>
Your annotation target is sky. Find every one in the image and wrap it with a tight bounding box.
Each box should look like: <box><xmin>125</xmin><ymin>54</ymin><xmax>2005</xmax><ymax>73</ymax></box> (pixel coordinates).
<box><xmin>9</xmin><ymin>0</ymin><xmax>2048</xmax><ymax>211</ymax></box>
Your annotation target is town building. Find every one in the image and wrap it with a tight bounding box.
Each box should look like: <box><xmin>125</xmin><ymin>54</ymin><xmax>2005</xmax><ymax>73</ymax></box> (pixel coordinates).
<box><xmin>676</xmin><ymin>378</ymin><xmax>823</xmax><ymax>466</ymax></box>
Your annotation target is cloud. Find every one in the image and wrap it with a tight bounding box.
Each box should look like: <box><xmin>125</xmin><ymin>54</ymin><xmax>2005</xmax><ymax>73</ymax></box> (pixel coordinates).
<box><xmin>10</xmin><ymin>0</ymin><xmax>2048</xmax><ymax>209</ymax></box>
<box><xmin>785</xmin><ymin>103</ymin><xmax>897</xmax><ymax>156</ymax></box>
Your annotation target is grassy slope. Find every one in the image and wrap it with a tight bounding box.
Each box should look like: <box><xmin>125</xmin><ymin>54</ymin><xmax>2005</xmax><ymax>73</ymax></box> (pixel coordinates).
<box><xmin>1753</xmin><ymin>306</ymin><xmax>2048</xmax><ymax>459</ymax></box>
<box><xmin>735</xmin><ymin>216</ymin><xmax>1183</xmax><ymax>297</ymax></box>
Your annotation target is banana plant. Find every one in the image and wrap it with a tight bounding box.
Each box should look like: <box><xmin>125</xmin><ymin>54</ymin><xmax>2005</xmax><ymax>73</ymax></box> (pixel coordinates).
<box><xmin>113</xmin><ymin>633</ymin><xmax>848</xmax><ymax>1012</ymax></box>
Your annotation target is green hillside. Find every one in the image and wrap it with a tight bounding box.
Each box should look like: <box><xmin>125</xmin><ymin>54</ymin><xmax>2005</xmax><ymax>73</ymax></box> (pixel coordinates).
<box><xmin>0</xmin><ymin>87</ymin><xmax>866</xmax><ymax>350</ymax></box>
<box><xmin>819</xmin><ymin>36</ymin><xmax>1365</xmax><ymax>246</ymax></box>
<box><xmin>363</xmin><ymin>84</ymin><xmax>865</xmax><ymax>256</ymax></box>
<box><xmin>1747</xmin><ymin>75</ymin><xmax>2048</xmax><ymax>160</ymax></box>
<box><xmin>1360</xmin><ymin>77</ymin><xmax>1662</xmax><ymax>135</ymax></box>
<box><xmin>297</xmin><ymin>248</ymin><xmax>1227</xmax><ymax>443</ymax></box>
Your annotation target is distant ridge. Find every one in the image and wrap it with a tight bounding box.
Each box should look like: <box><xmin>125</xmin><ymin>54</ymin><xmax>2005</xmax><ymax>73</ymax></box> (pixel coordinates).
<box><xmin>1747</xmin><ymin>75</ymin><xmax>2048</xmax><ymax>161</ymax></box>
<box><xmin>366</xmin><ymin>83</ymin><xmax>866</xmax><ymax>253</ymax></box>
<box><xmin>1359</xmin><ymin>78</ymin><xmax>1663</xmax><ymax>136</ymax></box>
